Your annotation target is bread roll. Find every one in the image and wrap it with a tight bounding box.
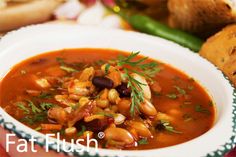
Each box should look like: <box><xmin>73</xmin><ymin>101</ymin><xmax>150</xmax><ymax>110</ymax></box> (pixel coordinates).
<box><xmin>0</xmin><ymin>0</ymin><xmax>63</xmax><ymax>32</ymax></box>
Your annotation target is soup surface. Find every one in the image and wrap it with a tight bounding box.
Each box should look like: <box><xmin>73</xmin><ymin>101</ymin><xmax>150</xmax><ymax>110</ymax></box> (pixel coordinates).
<box><xmin>0</xmin><ymin>48</ymin><xmax>215</xmax><ymax>150</ymax></box>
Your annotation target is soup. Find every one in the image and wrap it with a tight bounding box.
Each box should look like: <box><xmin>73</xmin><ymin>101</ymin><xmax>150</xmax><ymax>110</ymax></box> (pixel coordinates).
<box><xmin>0</xmin><ymin>48</ymin><xmax>215</xmax><ymax>150</ymax></box>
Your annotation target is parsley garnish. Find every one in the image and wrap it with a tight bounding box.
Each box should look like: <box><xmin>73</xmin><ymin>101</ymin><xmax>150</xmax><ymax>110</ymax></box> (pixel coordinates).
<box><xmin>16</xmin><ymin>102</ymin><xmax>30</xmax><ymax>114</ymax></box>
<box><xmin>174</xmin><ymin>86</ymin><xmax>186</xmax><ymax>95</ymax></box>
<box><xmin>97</xmin><ymin>112</ymin><xmax>114</xmax><ymax>118</ymax></box>
<box><xmin>77</xmin><ymin>125</ymin><xmax>86</xmax><ymax>137</ymax></box>
<box><xmin>27</xmin><ymin>100</ymin><xmax>42</xmax><ymax>113</ymax></box>
<box><xmin>195</xmin><ymin>105</ymin><xmax>210</xmax><ymax>114</ymax></box>
<box><xmin>21</xmin><ymin>111</ymin><xmax>47</xmax><ymax>125</ymax></box>
<box><xmin>160</xmin><ymin>120</ymin><xmax>182</xmax><ymax>134</ymax></box>
<box><xmin>138</xmin><ymin>138</ymin><xmax>148</xmax><ymax>145</ymax></box>
<box><xmin>38</xmin><ymin>92</ymin><xmax>53</xmax><ymax>99</ymax></box>
<box><xmin>60</xmin><ymin>65</ymin><xmax>78</xmax><ymax>73</ymax></box>
<box><xmin>40</xmin><ymin>102</ymin><xmax>55</xmax><ymax>110</ymax></box>
<box><xmin>117</xmin><ymin>52</ymin><xmax>159</xmax><ymax>116</ymax></box>
<box><xmin>104</xmin><ymin>63</ymin><xmax>110</xmax><ymax>75</ymax></box>
<box><xmin>56</xmin><ymin>57</ymin><xmax>65</xmax><ymax>65</ymax></box>
<box><xmin>166</xmin><ymin>93</ymin><xmax>177</xmax><ymax>99</ymax></box>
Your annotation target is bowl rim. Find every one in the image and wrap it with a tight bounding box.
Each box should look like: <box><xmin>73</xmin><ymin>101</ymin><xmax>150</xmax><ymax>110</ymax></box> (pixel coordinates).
<box><xmin>0</xmin><ymin>24</ymin><xmax>235</xmax><ymax>157</ymax></box>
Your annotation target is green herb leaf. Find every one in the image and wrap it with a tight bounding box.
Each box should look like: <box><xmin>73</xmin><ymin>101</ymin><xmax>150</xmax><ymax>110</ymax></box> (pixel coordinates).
<box><xmin>60</xmin><ymin>66</ymin><xmax>78</xmax><ymax>73</ymax></box>
<box><xmin>97</xmin><ymin>112</ymin><xmax>114</xmax><ymax>118</ymax></box>
<box><xmin>21</xmin><ymin>111</ymin><xmax>47</xmax><ymax>125</ymax></box>
<box><xmin>116</xmin><ymin>52</ymin><xmax>159</xmax><ymax>116</ymax></box>
<box><xmin>160</xmin><ymin>120</ymin><xmax>182</xmax><ymax>134</ymax></box>
<box><xmin>117</xmin><ymin>52</ymin><xmax>159</xmax><ymax>79</ymax></box>
<box><xmin>56</xmin><ymin>57</ymin><xmax>65</xmax><ymax>65</ymax></box>
<box><xmin>17</xmin><ymin>102</ymin><xmax>30</xmax><ymax>114</ymax></box>
<box><xmin>27</xmin><ymin>100</ymin><xmax>42</xmax><ymax>113</ymax></box>
<box><xmin>77</xmin><ymin>125</ymin><xmax>86</xmax><ymax>137</ymax></box>
<box><xmin>174</xmin><ymin>86</ymin><xmax>186</xmax><ymax>95</ymax></box>
<box><xmin>166</xmin><ymin>93</ymin><xmax>177</xmax><ymax>99</ymax></box>
<box><xmin>40</xmin><ymin>102</ymin><xmax>55</xmax><ymax>110</ymax></box>
<box><xmin>105</xmin><ymin>63</ymin><xmax>110</xmax><ymax>75</ymax></box>
<box><xmin>195</xmin><ymin>105</ymin><xmax>210</xmax><ymax>114</ymax></box>
<box><xmin>38</xmin><ymin>92</ymin><xmax>53</xmax><ymax>99</ymax></box>
<box><xmin>138</xmin><ymin>138</ymin><xmax>148</xmax><ymax>145</ymax></box>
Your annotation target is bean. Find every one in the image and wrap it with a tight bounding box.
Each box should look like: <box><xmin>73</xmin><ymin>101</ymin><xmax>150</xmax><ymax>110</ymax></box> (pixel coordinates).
<box><xmin>116</xmin><ymin>83</ymin><xmax>131</xmax><ymax>97</ymax></box>
<box><xmin>104</xmin><ymin>127</ymin><xmax>135</xmax><ymax>146</ymax></box>
<box><xmin>92</xmin><ymin>76</ymin><xmax>114</xmax><ymax>89</ymax></box>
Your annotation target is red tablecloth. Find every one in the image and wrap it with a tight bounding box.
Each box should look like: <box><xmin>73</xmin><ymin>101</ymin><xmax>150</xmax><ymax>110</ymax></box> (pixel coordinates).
<box><xmin>0</xmin><ymin>144</ymin><xmax>9</xmax><ymax>157</ymax></box>
<box><xmin>0</xmin><ymin>143</ymin><xmax>235</xmax><ymax>157</ymax></box>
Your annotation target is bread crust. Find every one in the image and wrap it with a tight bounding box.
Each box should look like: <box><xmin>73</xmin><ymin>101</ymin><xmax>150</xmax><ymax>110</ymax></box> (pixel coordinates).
<box><xmin>168</xmin><ymin>0</ymin><xmax>236</xmax><ymax>37</ymax></box>
<box><xmin>0</xmin><ymin>0</ymin><xmax>63</xmax><ymax>32</ymax></box>
<box><xmin>200</xmin><ymin>24</ymin><xmax>236</xmax><ymax>86</ymax></box>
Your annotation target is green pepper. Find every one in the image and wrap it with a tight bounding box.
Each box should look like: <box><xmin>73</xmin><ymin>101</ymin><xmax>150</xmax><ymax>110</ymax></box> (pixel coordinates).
<box><xmin>113</xmin><ymin>7</ymin><xmax>204</xmax><ymax>52</ymax></box>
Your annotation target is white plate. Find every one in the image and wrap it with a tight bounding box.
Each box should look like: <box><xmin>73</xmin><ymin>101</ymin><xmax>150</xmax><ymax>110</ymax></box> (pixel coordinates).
<box><xmin>0</xmin><ymin>24</ymin><xmax>235</xmax><ymax>157</ymax></box>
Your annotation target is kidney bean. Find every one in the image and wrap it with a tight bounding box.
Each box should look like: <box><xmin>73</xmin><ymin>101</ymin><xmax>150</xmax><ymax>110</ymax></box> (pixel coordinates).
<box><xmin>92</xmin><ymin>76</ymin><xmax>114</xmax><ymax>89</ymax></box>
<box><xmin>116</xmin><ymin>83</ymin><xmax>131</xmax><ymax>97</ymax></box>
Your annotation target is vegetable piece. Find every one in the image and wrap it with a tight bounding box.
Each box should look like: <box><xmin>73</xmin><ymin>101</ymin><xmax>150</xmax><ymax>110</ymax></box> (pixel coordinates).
<box><xmin>108</xmin><ymin>89</ymin><xmax>120</xmax><ymax>104</ymax></box>
<box><xmin>117</xmin><ymin>52</ymin><xmax>159</xmax><ymax>80</ymax></box>
<box><xmin>35</xmin><ymin>78</ymin><xmax>51</xmax><ymax>88</ymax></box>
<box><xmin>174</xmin><ymin>86</ymin><xmax>186</xmax><ymax>95</ymax></box>
<box><xmin>77</xmin><ymin>125</ymin><xmax>86</xmax><ymax>137</ymax></box>
<box><xmin>38</xmin><ymin>92</ymin><xmax>53</xmax><ymax>99</ymax></box>
<box><xmin>60</xmin><ymin>65</ymin><xmax>78</xmax><ymax>73</ymax></box>
<box><xmin>68</xmin><ymin>80</ymin><xmax>95</xmax><ymax>96</ymax></box>
<box><xmin>68</xmin><ymin>101</ymin><xmax>95</xmax><ymax>127</ymax></box>
<box><xmin>21</xmin><ymin>111</ymin><xmax>47</xmax><ymax>125</ymax></box>
<box><xmin>138</xmin><ymin>138</ymin><xmax>148</xmax><ymax>145</ymax></box>
<box><xmin>41</xmin><ymin>124</ymin><xmax>62</xmax><ymax>131</ymax></box>
<box><xmin>65</xmin><ymin>127</ymin><xmax>77</xmax><ymax>136</ymax></box>
<box><xmin>158</xmin><ymin>120</ymin><xmax>182</xmax><ymax>134</ymax></box>
<box><xmin>26</xmin><ymin>90</ymin><xmax>41</xmax><ymax>96</ymax></box>
<box><xmin>96</xmin><ymin>99</ymin><xmax>109</xmax><ymax>108</ymax></box>
<box><xmin>131</xmin><ymin>73</ymin><xmax>151</xmax><ymax>100</ymax></box>
<box><xmin>84</xmin><ymin>114</ymin><xmax>105</xmax><ymax>122</ymax></box>
<box><xmin>16</xmin><ymin>102</ymin><xmax>30</xmax><ymax>114</ymax></box>
<box><xmin>104</xmin><ymin>63</ymin><xmax>110</xmax><ymax>75</ymax></box>
<box><xmin>116</xmin><ymin>52</ymin><xmax>159</xmax><ymax>116</ymax></box>
<box><xmin>40</xmin><ymin>102</ymin><xmax>55</xmax><ymax>110</ymax></box>
<box><xmin>124</xmin><ymin>71</ymin><xmax>145</xmax><ymax>116</ymax></box>
<box><xmin>79</xmin><ymin>67</ymin><xmax>95</xmax><ymax>81</ymax></box>
<box><xmin>114</xmin><ymin>113</ymin><xmax>126</xmax><ymax>125</ymax></box>
<box><xmin>127</xmin><ymin>14</ymin><xmax>203</xmax><ymax>52</ymax></box>
<box><xmin>48</xmin><ymin>107</ymin><xmax>68</xmax><ymax>125</ymax></box>
<box><xmin>195</xmin><ymin>105</ymin><xmax>210</xmax><ymax>114</ymax></box>
<box><xmin>92</xmin><ymin>76</ymin><xmax>114</xmax><ymax>89</ymax></box>
<box><xmin>111</xmin><ymin>7</ymin><xmax>203</xmax><ymax>52</ymax></box>
<box><xmin>166</xmin><ymin>93</ymin><xmax>177</xmax><ymax>99</ymax></box>
<box><xmin>27</xmin><ymin>100</ymin><xmax>42</xmax><ymax>113</ymax></box>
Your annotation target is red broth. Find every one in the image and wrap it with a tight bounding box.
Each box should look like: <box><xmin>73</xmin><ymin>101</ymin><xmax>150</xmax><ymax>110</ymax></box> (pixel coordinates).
<box><xmin>0</xmin><ymin>48</ymin><xmax>215</xmax><ymax>150</ymax></box>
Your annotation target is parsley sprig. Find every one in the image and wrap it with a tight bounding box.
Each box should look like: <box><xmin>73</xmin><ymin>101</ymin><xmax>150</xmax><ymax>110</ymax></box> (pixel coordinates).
<box><xmin>117</xmin><ymin>52</ymin><xmax>159</xmax><ymax>116</ymax></box>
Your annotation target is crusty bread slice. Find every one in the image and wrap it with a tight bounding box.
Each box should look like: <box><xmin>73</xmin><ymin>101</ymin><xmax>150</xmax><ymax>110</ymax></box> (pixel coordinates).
<box><xmin>168</xmin><ymin>0</ymin><xmax>236</xmax><ymax>37</ymax></box>
<box><xmin>0</xmin><ymin>0</ymin><xmax>63</xmax><ymax>32</ymax></box>
<box><xmin>200</xmin><ymin>24</ymin><xmax>236</xmax><ymax>86</ymax></box>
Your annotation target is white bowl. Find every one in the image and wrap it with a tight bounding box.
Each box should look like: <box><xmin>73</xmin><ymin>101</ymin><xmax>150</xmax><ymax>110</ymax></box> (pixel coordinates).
<box><xmin>0</xmin><ymin>24</ymin><xmax>235</xmax><ymax>157</ymax></box>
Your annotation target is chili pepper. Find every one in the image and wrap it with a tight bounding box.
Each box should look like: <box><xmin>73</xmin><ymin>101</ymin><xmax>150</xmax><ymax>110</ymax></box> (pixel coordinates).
<box><xmin>111</xmin><ymin>6</ymin><xmax>203</xmax><ymax>52</ymax></box>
